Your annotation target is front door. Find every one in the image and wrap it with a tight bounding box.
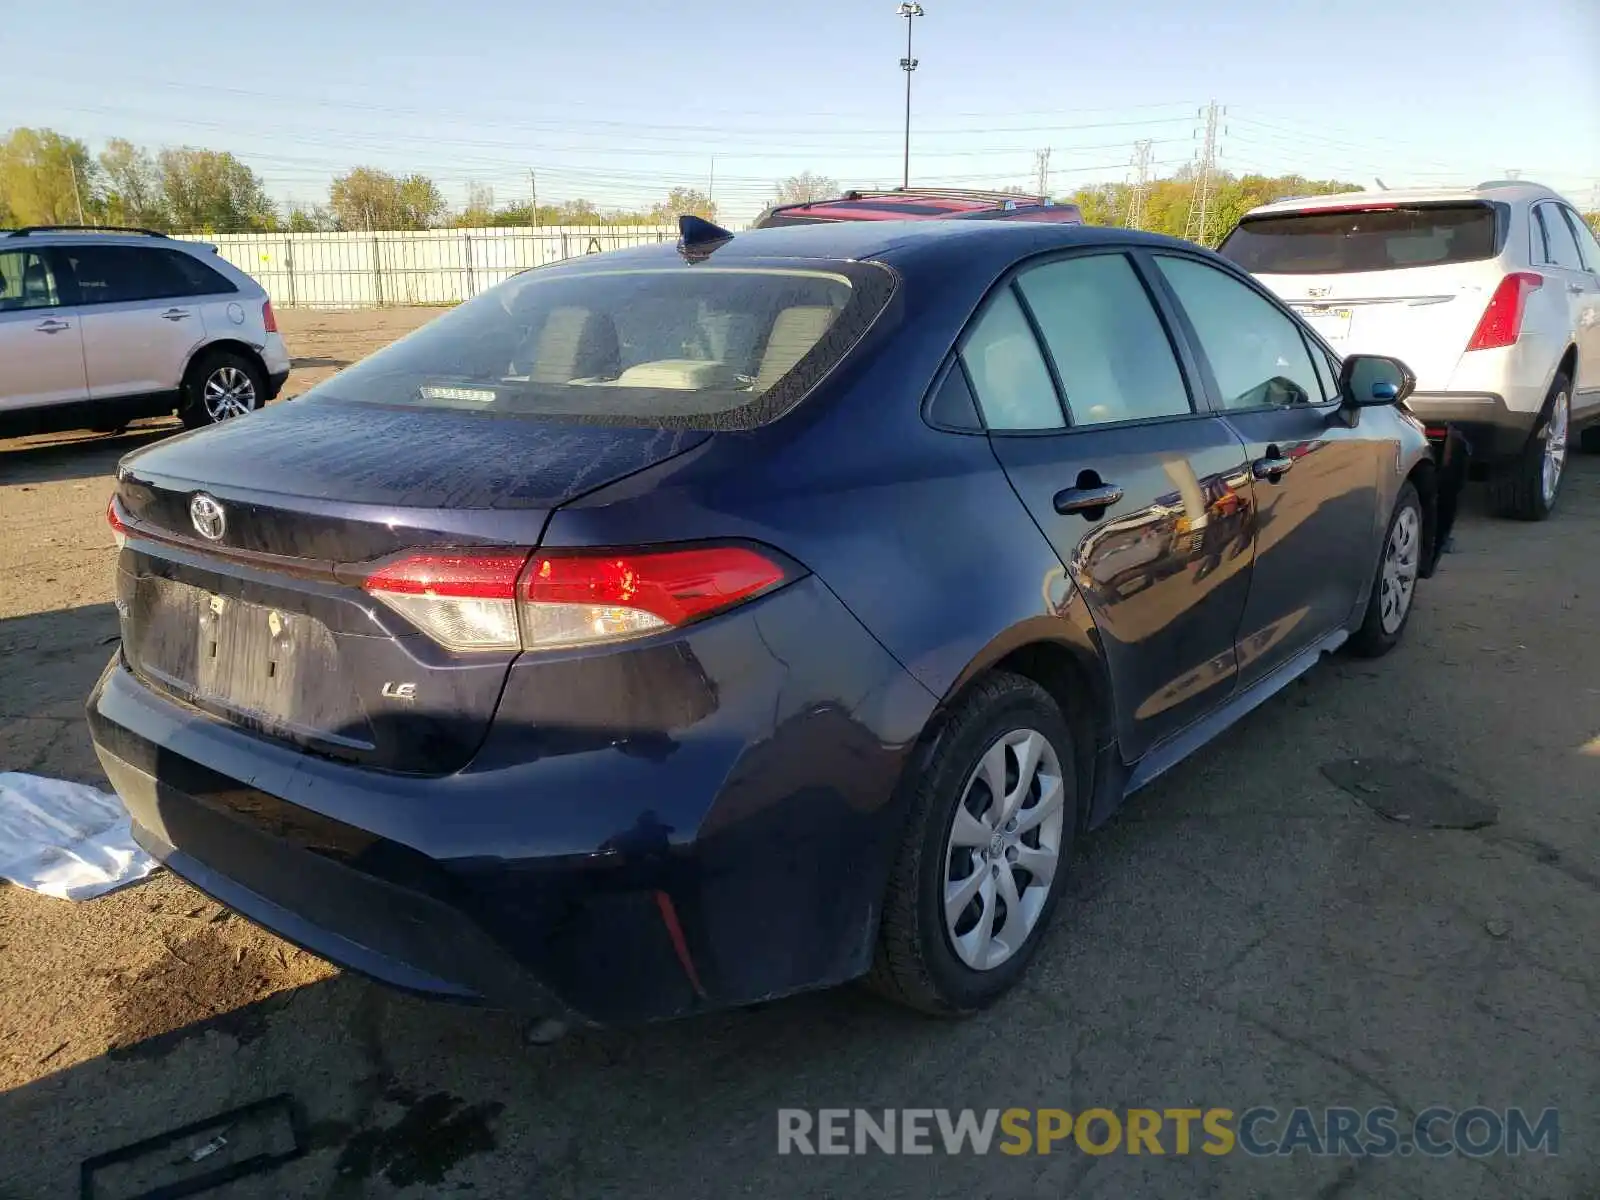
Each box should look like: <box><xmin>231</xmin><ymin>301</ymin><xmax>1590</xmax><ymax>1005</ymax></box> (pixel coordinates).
<box><xmin>0</xmin><ymin>247</ymin><xmax>87</xmax><ymax>412</ymax></box>
<box><xmin>1540</xmin><ymin>204</ymin><xmax>1600</xmax><ymax>417</ymax></box>
<box><xmin>1146</xmin><ymin>251</ymin><xmax>1380</xmax><ymax>686</ymax></box>
<box><xmin>960</xmin><ymin>249</ymin><xmax>1257</xmax><ymax>760</ymax></box>
<box><xmin>56</xmin><ymin>243</ymin><xmax>208</xmax><ymax>399</ymax></box>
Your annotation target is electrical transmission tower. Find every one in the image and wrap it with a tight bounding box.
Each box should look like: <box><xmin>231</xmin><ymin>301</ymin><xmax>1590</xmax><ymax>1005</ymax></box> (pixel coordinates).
<box><xmin>1125</xmin><ymin>139</ymin><xmax>1153</xmax><ymax>230</ymax></box>
<box><xmin>1034</xmin><ymin>148</ymin><xmax>1051</xmax><ymax>198</ymax></box>
<box><xmin>1184</xmin><ymin>101</ymin><xmax>1223</xmax><ymax>245</ymax></box>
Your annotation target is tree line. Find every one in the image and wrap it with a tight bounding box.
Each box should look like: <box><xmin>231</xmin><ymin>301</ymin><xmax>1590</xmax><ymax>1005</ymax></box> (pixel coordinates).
<box><xmin>4</xmin><ymin>127</ymin><xmax>1596</xmax><ymax>244</ymax></box>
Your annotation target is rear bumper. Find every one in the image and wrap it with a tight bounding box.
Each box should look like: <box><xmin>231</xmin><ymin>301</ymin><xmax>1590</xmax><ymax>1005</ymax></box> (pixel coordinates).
<box><xmin>86</xmin><ymin>576</ymin><xmax>936</xmax><ymax>1024</ymax></box>
<box><xmin>264</xmin><ymin>370</ymin><xmax>290</xmax><ymax>402</ymax></box>
<box><xmin>1403</xmin><ymin>392</ymin><xmax>1539</xmax><ymax>461</ymax></box>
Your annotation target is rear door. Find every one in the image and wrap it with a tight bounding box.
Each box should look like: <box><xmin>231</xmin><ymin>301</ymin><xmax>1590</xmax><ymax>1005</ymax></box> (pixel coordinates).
<box><xmin>58</xmin><ymin>243</ymin><xmax>209</xmax><ymax>398</ymax></box>
<box><xmin>0</xmin><ymin>246</ymin><xmax>87</xmax><ymax>411</ymax></box>
<box><xmin>1536</xmin><ymin>203</ymin><xmax>1600</xmax><ymax>407</ymax></box>
<box><xmin>1148</xmin><ymin>251</ymin><xmax>1380</xmax><ymax>687</ymax></box>
<box><xmin>1220</xmin><ymin>203</ymin><xmax>1507</xmax><ymax>391</ymax></box>
<box><xmin>965</xmin><ymin>249</ymin><xmax>1257</xmax><ymax>759</ymax></box>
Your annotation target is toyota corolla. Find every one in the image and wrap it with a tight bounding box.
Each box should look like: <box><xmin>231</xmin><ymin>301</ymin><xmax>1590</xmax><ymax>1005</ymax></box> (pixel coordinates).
<box><xmin>90</xmin><ymin>217</ymin><xmax>1454</xmax><ymax>1025</ymax></box>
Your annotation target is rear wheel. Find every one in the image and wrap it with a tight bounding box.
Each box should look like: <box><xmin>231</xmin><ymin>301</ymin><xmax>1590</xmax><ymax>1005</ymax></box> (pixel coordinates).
<box><xmin>181</xmin><ymin>350</ymin><xmax>266</xmax><ymax>429</ymax></box>
<box><xmin>868</xmin><ymin>673</ymin><xmax>1077</xmax><ymax>1015</ymax></box>
<box><xmin>1349</xmin><ymin>481</ymin><xmax>1422</xmax><ymax>658</ymax></box>
<box><xmin>1488</xmin><ymin>376</ymin><xmax>1568</xmax><ymax>521</ymax></box>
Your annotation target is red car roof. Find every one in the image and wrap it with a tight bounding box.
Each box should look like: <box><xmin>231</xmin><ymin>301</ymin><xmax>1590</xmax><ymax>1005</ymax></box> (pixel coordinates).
<box><xmin>753</xmin><ymin>191</ymin><xmax>1083</xmax><ymax>229</ymax></box>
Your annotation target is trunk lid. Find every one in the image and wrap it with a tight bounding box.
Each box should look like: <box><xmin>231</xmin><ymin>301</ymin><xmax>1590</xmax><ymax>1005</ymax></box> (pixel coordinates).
<box><xmin>114</xmin><ymin>400</ymin><xmax>709</xmax><ymax>774</ymax></box>
<box><xmin>1220</xmin><ymin>200</ymin><xmax>1509</xmax><ymax>390</ymax></box>
<box><xmin>1257</xmin><ymin>264</ymin><xmax>1503</xmax><ymax>389</ymax></box>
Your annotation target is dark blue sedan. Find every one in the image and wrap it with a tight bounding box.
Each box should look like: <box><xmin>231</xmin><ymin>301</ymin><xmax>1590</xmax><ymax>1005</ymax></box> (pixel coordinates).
<box><xmin>90</xmin><ymin>217</ymin><xmax>1453</xmax><ymax>1025</ymax></box>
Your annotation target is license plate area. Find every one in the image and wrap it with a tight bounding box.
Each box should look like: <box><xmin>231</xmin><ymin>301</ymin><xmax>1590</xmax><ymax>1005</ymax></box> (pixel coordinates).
<box><xmin>1295</xmin><ymin>304</ymin><xmax>1353</xmax><ymax>343</ymax></box>
<box><xmin>126</xmin><ymin>576</ymin><xmax>369</xmax><ymax>746</ymax></box>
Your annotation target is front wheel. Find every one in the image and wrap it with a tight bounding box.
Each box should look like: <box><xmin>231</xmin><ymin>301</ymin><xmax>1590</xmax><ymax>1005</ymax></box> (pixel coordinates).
<box><xmin>181</xmin><ymin>351</ymin><xmax>266</xmax><ymax>429</ymax></box>
<box><xmin>867</xmin><ymin>673</ymin><xmax>1078</xmax><ymax>1015</ymax></box>
<box><xmin>1348</xmin><ymin>481</ymin><xmax>1423</xmax><ymax>658</ymax></box>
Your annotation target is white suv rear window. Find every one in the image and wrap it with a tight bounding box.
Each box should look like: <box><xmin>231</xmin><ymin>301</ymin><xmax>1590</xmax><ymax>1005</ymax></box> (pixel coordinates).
<box><xmin>1220</xmin><ymin>204</ymin><xmax>1502</xmax><ymax>275</ymax></box>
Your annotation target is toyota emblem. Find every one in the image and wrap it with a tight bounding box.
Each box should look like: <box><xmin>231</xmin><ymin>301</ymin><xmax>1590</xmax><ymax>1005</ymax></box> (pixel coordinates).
<box><xmin>189</xmin><ymin>494</ymin><xmax>226</xmax><ymax>541</ymax></box>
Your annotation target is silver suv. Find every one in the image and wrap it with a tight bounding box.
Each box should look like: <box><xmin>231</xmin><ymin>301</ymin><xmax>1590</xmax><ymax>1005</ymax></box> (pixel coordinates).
<box><xmin>1221</xmin><ymin>183</ymin><xmax>1600</xmax><ymax>520</ymax></box>
<box><xmin>0</xmin><ymin>226</ymin><xmax>291</xmax><ymax>438</ymax></box>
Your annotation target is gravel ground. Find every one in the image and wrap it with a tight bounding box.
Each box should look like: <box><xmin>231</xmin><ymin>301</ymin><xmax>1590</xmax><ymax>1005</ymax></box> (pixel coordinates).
<box><xmin>0</xmin><ymin>307</ymin><xmax>1596</xmax><ymax>1198</ymax></box>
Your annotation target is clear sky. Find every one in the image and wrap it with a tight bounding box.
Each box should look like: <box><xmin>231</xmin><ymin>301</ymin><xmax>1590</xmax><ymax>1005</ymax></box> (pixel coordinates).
<box><xmin>4</xmin><ymin>0</ymin><xmax>1597</xmax><ymax>227</ymax></box>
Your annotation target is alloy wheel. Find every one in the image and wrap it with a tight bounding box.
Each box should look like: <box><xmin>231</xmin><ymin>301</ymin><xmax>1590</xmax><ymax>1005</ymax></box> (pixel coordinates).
<box><xmin>942</xmin><ymin>728</ymin><xmax>1066</xmax><ymax>972</ymax></box>
<box><xmin>1541</xmin><ymin>390</ymin><xmax>1569</xmax><ymax>506</ymax></box>
<box><xmin>203</xmin><ymin>366</ymin><xmax>258</xmax><ymax>422</ymax></box>
<box><xmin>1379</xmin><ymin>503</ymin><xmax>1420</xmax><ymax>634</ymax></box>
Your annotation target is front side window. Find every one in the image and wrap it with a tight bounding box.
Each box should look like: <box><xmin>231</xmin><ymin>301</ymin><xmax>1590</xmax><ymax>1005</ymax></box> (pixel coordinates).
<box><xmin>958</xmin><ymin>288</ymin><xmax>1062</xmax><ymax>430</ymax></box>
<box><xmin>1559</xmin><ymin>207</ymin><xmax>1600</xmax><ymax>273</ymax></box>
<box><xmin>311</xmin><ymin>261</ymin><xmax>891</xmax><ymax>427</ymax></box>
<box><xmin>0</xmin><ymin>250</ymin><xmax>61</xmax><ymax>311</ymax></box>
<box><xmin>1154</xmin><ymin>255</ymin><xmax>1322</xmax><ymax>410</ymax></box>
<box><xmin>1015</xmin><ymin>253</ymin><xmax>1191</xmax><ymax>426</ymax></box>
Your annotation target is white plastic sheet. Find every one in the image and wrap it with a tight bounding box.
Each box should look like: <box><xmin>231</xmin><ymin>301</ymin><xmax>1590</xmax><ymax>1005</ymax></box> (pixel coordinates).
<box><xmin>0</xmin><ymin>772</ymin><xmax>158</xmax><ymax>900</ymax></box>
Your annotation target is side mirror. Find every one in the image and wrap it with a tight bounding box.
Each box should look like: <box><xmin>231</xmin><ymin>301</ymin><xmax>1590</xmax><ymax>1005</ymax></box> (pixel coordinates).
<box><xmin>1338</xmin><ymin>354</ymin><xmax>1415</xmax><ymax>407</ymax></box>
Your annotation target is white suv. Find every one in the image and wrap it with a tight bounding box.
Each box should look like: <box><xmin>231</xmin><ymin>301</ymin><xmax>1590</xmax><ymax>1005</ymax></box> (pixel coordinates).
<box><xmin>0</xmin><ymin>226</ymin><xmax>291</xmax><ymax>439</ymax></box>
<box><xmin>1220</xmin><ymin>183</ymin><xmax>1600</xmax><ymax>520</ymax></box>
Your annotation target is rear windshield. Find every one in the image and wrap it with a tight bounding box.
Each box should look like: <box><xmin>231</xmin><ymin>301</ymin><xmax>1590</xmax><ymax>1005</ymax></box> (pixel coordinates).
<box><xmin>1219</xmin><ymin>204</ymin><xmax>1502</xmax><ymax>275</ymax></box>
<box><xmin>311</xmin><ymin>261</ymin><xmax>894</xmax><ymax>428</ymax></box>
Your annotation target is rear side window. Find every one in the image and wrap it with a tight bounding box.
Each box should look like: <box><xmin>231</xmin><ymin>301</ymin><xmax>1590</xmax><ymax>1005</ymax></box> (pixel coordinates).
<box><xmin>1015</xmin><ymin>254</ymin><xmax>1191</xmax><ymax>425</ymax></box>
<box><xmin>162</xmin><ymin>249</ymin><xmax>238</xmax><ymax>296</ymax></box>
<box><xmin>959</xmin><ymin>289</ymin><xmax>1062</xmax><ymax>430</ymax></box>
<box><xmin>1534</xmin><ymin>204</ymin><xmax>1585</xmax><ymax>271</ymax></box>
<box><xmin>60</xmin><ymin>244</ymin><xmax>205</xmax><ymax>305</ymax></box>
<box><xmin>1219</xmin><ymin>205</ymin><xmax>1501</xmax><ymax>275</ymax></box>
<box><xmin>0</xmin><ymin>250</ymin><xmax>61</xmax><ymax>311</ymax></box>
<box><xmin>313</xmin><ymin>262</ymin><xmax>893</xmax><ymax>428</ymax></box>
<box><xmin>1154</xmin><ymin>255</ymin><xmax>1323</xmax><ymax>410</ymax></box>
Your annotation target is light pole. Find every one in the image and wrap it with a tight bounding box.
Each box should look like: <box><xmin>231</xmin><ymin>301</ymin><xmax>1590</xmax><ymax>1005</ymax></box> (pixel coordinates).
<box><xmin>897</xmin><ymin>3</ymin><xmax>923</xmax><ymax>189</ymax></box>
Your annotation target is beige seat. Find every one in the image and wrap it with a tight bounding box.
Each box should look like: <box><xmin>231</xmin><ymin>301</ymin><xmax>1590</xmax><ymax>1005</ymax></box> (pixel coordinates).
<box><xmin>518</xmin><ymin>307</ymin><xmax>619</xmax><ymax>383</ymax></box>
<box><xmin>755</xmin><ymin>306</ymin><xmax>837</xmax><ymax>391</ymax></box>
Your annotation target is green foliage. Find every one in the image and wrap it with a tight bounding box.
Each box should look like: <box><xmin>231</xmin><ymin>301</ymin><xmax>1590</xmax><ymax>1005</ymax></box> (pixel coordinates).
<box><xmin>1585</xmin><ymin>211</ymin><xmax>1600</xmax><ymax>239</ymax></box>
<box><xmin>0</xmin><ymin>128</ymin><xmax>97</xmax><ymax>226</ymax></box>
<box><xmin>157</xmin><ymin>147</ymin><xmax>275</xmax><ymax>232</ymax></box>
<box><xmin>1066</xmin><ymin>171</ymin><xmax>1361</xmax><ymax>245</ymax></box>
<box><xmin>330</xmin><ymin>166</ymin><xmax>446</xmax><ymax>231</ymax></box>
<box><xmin>98</xmin><ymin>138</ymin><xmax>167</xmax><ymax>228</ymax></box>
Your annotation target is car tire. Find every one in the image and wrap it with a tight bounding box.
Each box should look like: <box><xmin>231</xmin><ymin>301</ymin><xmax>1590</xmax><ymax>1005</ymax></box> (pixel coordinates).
<box><xmin>867</xmin><ymin>672</ymin><xmax>1078</xmax><ymax>1016</ymax></box>
<box><xmin>1488</xmin><ymin>374</ymin><xmax>1569</xmax><ymax>521</ymax></box>
<box><xmin>1348</xmin><ymin>480</ymin><xmax>1423</xmax><ymax>658</ymax></box>
<box><xmin>180</xmin><ymin>350</ymin><xmax>266</xmax><ymax>429</ymax></box>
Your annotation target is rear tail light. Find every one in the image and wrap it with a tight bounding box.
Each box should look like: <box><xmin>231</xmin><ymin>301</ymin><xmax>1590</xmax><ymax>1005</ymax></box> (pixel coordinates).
<box><xmin>1466</xmin><ymin>272</ymin><xmax>1542</xmax><ymax>351</ymax></box>
<box><xmin>262</xmin><ymin>299</ymin><xmax>278</xmax><ymax>334</ymax></box>
<box><xmin>107</xmin><ymin>496</ymin><xmax>128</xmax><ymax>549</ymax></box>
<box><xmin>363</xmin><ymin>544</ymin><xmax>791</xmax><ymax>653</ymax></box>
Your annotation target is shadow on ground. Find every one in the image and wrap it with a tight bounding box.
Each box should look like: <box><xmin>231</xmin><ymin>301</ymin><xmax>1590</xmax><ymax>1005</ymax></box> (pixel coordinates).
<box><xmin>0</xmin><ymin>424</ymin><xmax>180</xmax><ymax>488</ymax></box>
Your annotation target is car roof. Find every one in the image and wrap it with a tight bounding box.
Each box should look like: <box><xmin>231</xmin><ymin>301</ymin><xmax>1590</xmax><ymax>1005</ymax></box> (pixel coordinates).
<box><xmin>2</xmin><ymin>226</ymin><xmax>218</xmax><ymax>252</ymax></box>
<box><xmin>558</xmin><ymin>219</ymin><xmax>1194</xmax><ymax>278</ymax></box>
<box><xmin>1243</xmin><ymin>180</ymin><xmax>1570</xmax><ymax>218</ymax></box>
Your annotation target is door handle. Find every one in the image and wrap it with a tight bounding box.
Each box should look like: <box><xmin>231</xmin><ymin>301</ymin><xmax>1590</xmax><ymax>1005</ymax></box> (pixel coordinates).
<box><xmin>161</xmin><ymin>308</ymin><xmax>191</xmax><ymax>321</ymax></box>
<box><xmin>1053</xmin><ymin>482</ymin><xmax>1123</xmax><ymax>515</ymax></box>
<box><xmin>34</xmin><ymin>319</ymin><xmax>70</xmax><ymax>334</ymax></box>
<box><xmin>1253</xmin><ymin>453</ymin><xmax>1294</xmax><ymax>480</ymax></box>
